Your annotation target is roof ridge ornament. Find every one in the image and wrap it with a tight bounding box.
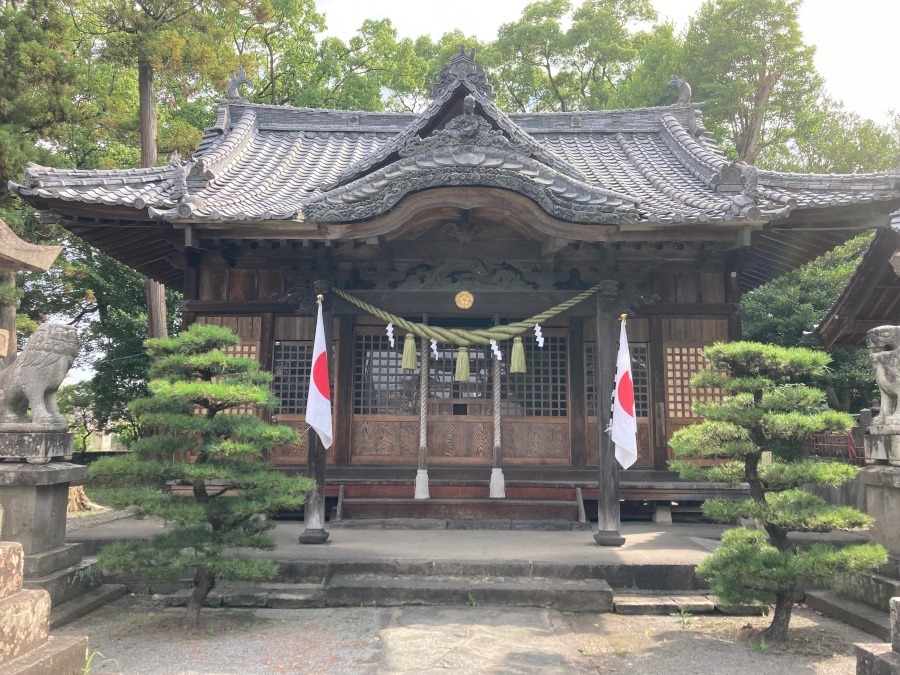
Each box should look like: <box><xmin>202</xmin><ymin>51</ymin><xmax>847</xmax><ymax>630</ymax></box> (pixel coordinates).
<box><xmin>668</xmin><ymin>75</ymin><xmax>691</xmax><ymax>105</ymax></box>
<box><xmin>227</xmin><ymin>65</ymin><xmax>253</xmax><ymax>101</ymax></box>
<box><xmin>432</xmin><ymin>47</ymin><xmax>494</xmax><ymax>100</ymax></box>
<box><xmin>398</xmin><ymin>95</ymin><xmax>530</xmax><ymax>158</ymax></box>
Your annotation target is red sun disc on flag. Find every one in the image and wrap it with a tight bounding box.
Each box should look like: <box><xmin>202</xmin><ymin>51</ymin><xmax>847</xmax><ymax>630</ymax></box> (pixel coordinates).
<box><xmin>312</xmin><ymin>352</ymin><xmax>330</xmax><ymax>400</ymax></box>
<box><xmin>618</xmin><ymin>371</ymin><xmax>634</xmax><ymax>417</ymax></box>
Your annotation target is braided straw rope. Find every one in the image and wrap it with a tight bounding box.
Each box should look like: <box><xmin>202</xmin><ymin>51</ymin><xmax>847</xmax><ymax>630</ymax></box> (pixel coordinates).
<box><xmin>327</xmin><ymin>282</ymin><xmax>604</xmax><ymax>346</ymax></box>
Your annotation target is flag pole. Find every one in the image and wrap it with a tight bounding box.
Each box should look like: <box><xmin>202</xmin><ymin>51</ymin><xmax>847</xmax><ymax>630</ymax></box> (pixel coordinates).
<box><xmin>300</xmin><ymin>290</ymin><xmax>331</xmax><ymax>545</ymax></box>
<box><xmin>593</xmin><ymin>284</ymin><xmax>625</xmax><ymax>546</ymax></box>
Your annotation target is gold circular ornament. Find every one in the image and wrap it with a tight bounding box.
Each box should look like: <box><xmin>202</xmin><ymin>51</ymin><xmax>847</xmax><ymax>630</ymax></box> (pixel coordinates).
<box><xmin>455</xmin><ymin>290</ymin><xmax>474</xmax><ymax>310</ymax></box>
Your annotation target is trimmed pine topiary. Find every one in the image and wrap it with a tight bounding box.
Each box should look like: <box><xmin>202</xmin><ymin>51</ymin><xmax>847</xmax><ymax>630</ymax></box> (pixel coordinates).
<box><xmin>669</xmin><ymin>341</ymin><xmax>886</xmax><ymax>641</ymax></box>
<box><xmin>88</xmin><ymin>323</ymin><xmax>314</xmax><ymax>629</ymax></box>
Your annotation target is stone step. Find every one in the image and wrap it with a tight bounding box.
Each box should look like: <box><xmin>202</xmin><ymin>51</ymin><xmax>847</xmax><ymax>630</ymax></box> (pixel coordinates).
<box><xmin>806</xmin><ymin>589</ymin><xmax>891</xmax><ymax>641</ymax></box>
<box><xmin>838</xmin><ymin>572</ymin><xmax>900</xmax><ymax>613</ymax></box>
<box><xmin>22</xmin><ymin>544</ymin><xmax>83</xmax><ymax>580</ymax></box>
<box><xmin>49</xmin><ymin>583</ymin><xmax>127</xmax><ymax>629</ymax></box>
<box><xmin>0</xmin><ymin>634</ymin><xmax>88</xmax><ymax>675</ymax></box>
<box><xmin>0</xmin><ymin>540</ymin><xmax>24</xmax><ymax>599</ymax></box>
<box><xmin>613</xmin><ymin>592</ymin><xmax>765</xmax><ymax>616</ymax></box>
<box><xmin>330</xmin><ymin>518</ymin><xmax>591</xmax><ymax>531</ymax></box>
<box><xmin>22</xmin><ymin>560</ymin><xmax>101</xmax><ymax>607</ymax></box>
<box><xmin>0</xmin><ymin>588</ymin><xmax>50</xmax><ymax>668</ymax></box>
<box><xmin>156</xmin><ymin>582</ymin><xmax>326</xmax><ymax>609</ymax></box>
<box><xmin>339</xmin><ymin>498</ymin><xmax>580</xmax><ymax>521</ymax></box>
<box><xmin>325</xmin><ymin>573</ymin><xmax>614</xmax><ymax>611</ymax></box>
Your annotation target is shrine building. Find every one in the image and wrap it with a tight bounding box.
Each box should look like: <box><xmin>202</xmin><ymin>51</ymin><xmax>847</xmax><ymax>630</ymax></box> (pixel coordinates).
<box><xmin>11</xmin><ymin>50</ymin><xmax>900</xmax><ymax>527</ymax></box>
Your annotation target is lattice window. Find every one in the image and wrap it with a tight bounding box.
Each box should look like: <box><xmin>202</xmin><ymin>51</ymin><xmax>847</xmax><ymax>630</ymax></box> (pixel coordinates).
<box><xmin>353</xmin><ymin>333</ymin><xmax>419</xmax><ymax>415</ymax></box>
<box><xmin>272</xmin><ymin>342</ymin><xmax>312</xmax><ymax>416</ymax></box>
<box><xmin>585</xmin><ymin>343</ymin><xmax>649</xmax><ymax>417</ymax></box>
<box><xmin>500</xmin><ymin>336</ymin><xmax>567</xmax><ymax>417</ymax></box>
<box><xmin>429</xmin><ymin>345</ymin><xmax>493</xmax><ymax>400</ymax></box>
<box><xmin>196</xmin><ymin>342</ymin><xmax>260</xmax><ymax>416</ymax></box>
<box><xmin>665</xmin><ymin>345</ymin><xmax>722</xmax><ymax>419</ymax></box>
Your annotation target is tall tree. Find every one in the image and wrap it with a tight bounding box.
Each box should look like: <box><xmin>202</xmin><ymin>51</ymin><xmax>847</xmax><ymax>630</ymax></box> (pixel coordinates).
<box><xmin>681</xmin><ymin>0</ymin><xmax>821</xmax><ymax>164</ymax></box>
<box><xmin>767</xmin><ymin>101</ymin><xmax>900</xmax><ymax>174</ymax></box>
<box><xmin>488</xmin><ymin>0</ymin><xmax>656</xmax><ymax>112</ymax></box>
<box><xmin>0</xmin><ymin>0</ymin><xmax>78</xmax><ymax>204</ymax></box>
<box><xmin>65</xmin><ymin>0</ymin><xmax>247</xmax><ymax>338</ymax></box>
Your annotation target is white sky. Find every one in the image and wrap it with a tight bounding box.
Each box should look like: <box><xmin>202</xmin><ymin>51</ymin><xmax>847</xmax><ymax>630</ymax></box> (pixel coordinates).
<box><xmin>318</xmin><ymin>0</ymin><xmax>898</xmax><ymax>124</ymax></box>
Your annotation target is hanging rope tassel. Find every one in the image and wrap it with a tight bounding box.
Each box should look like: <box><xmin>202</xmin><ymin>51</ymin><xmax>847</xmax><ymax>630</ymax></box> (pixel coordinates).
<box><xmin>402</xmin><ymin>333</ymin><xmax>417</xmax><ymax>371</ymax></box>
<box><xmin>489</xmin><ymin>467</ymin><xmax>506</xmax><ymax>499</ymax></box>
<box><xmin>414</xmin><ymin>468</ymin><xmax>430</xmax><ymax>500</ymax></box>
<box><xmin>455</xmin><ymin>346</ymin><xmax>470</xmax><ymax>382</ymax></box>
<box><xmin>510</xmin><ymin>336</ymin><xmax>526</xmax><ymax>374</ymax></box>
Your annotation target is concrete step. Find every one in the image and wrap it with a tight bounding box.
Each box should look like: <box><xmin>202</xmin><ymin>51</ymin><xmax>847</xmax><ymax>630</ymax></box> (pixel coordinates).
<box><xmin>341</xmin><ymin>483</ymin><xmax>578</xmax><ymax>501</ymax></box>
<box><xmin>156</xmin><ymin>582</ymin><xmax>326</xmax><ymax>609</ymax></box>
<box><xmin>49</xmin><ymin>583</ymin><xmax>127</xmax><ymax>629</ymax></box>
<box><xmin>22</xmin><ymin>544</ymin><xmax>83</xmax><ymax>580</ymax></box>
<box><xmin>340</xmin><ymin>498</ymin><xmax>580</xmax><ymax>521</ymax></box>
<box><xmin>837</xmin><ymin>571</ymin><xmax>900</xmax><ymax>613</ymax></box>
<box><xmin>0</xmin><ymin>634</ymin><xmax>88</xmax><ymax>675</ymax></box>
<box><xmin>330</xmin><ymin>518</ymin><xmax>591</xmax><ymax>531</ymax></box>
<box><xmin>22</xmin><ymin>560</ymin><xmax>101</xmax><ymax>607</ymax></box>
<box><xmin>325</xmin><ymin>573</ymin><xmax>614</xmax><ymax>611</ymax></box>
<box><xmin>806</xmin><ymin>589</ymin><xmax>891</xmax><ymax>641</ymax></box>
<box><xmin>613</xmin><ymin>592</ymin><xmax>765</xmax><ymax>616</ymax></box>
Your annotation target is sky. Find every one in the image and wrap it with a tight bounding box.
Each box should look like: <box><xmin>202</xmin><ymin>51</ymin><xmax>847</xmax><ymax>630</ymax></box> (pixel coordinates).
<box><xmin>317</xmin><ymin>0</ymin><xmax>898</xmax><ymax>124</ymax></box>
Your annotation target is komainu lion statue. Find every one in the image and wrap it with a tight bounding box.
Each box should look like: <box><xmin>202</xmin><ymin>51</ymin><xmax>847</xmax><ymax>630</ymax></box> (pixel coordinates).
<box><xmin>868</xmin><ymin>325</ymin><xmax>900</xmax><ymax>426</ymax></box>
<box><xmin>0</xmin><ymin>323</ymin><xmax>78</xmax><ymax>426</ymax></box>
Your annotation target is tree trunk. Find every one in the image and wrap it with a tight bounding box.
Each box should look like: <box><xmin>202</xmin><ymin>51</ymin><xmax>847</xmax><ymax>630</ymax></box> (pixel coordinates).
<box><xmin>67</xmin><ymin>485</ymin><xmax>93</xmax><ymax>513</ymax></box>
<box><xmin>184</xmin><ymin>568</ymin><xmax>216</xmax><ymax>630</ymax></box>
<box><xmin>762</xmin><ymin>587</ymin><xmax>794</xmax><ymax>642</ymax></box>
<box><xmin>0</xmin><ymin>272</ymin><xmax>16</xmax><ymax>370</ymax></box>
<box><xmin>738</xmin><ymin>71</ymin><xmax>780</xmax><ymax>165</ymax></box>
<box><xmin>138</xmin><ymin>59</ymin><xmax>168</xmax><ymax>339</ymax></box>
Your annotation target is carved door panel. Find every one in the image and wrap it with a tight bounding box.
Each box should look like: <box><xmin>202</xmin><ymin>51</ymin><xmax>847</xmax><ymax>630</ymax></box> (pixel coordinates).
<box><xmin>349</xmin><ymin>330</ymin><xmax>419</xmax><ymax>463</ymax></box>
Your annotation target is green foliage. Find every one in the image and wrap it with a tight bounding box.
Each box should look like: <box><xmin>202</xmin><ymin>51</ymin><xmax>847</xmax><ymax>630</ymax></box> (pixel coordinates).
<box><xmin>669</xmin><ymin>341</ymin><xmax>882</xmax><ymax>639</ymax></box>
<box><xmin>698</xmin><ymin>528</ymin><xmax>886</xmax><ymax>607</ymax></box>
<box><xmin>89</xmin><ymin>323</ymin><xmax>313</xmax><ymax>623</ymax></box>
<box><xmin>742</xmin><ymin>233</ymin><xmax>878</xmax><ymax>412</ymax></box>
<box><xmin>487</xmin><ymin>0</ymin><xmax>657</xmax><ymax>112</ymax></box>
<box><xmin>0</xmin><ymin>0</ymin><xmax>79</xmax><ymax>199</ymax></box>
<box><xmin>681</xmin><ymin>0</ymin><xmax>822</xmax><ymax>164</ymax></box>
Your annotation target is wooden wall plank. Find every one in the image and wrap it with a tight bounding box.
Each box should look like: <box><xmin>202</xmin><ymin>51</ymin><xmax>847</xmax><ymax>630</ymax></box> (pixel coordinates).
<box><xmin>199</xmin><ymin>269</ymin><xmax>227</xmax><ymax>301</ymax></box>
<box><xmin>227</xmin><ymin>269</ymin><xmax>257</xmax><ymax>301</ymax></box>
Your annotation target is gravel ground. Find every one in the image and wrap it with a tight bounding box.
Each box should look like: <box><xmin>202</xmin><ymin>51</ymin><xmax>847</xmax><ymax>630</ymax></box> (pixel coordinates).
<box><xmin>58</xmin><ymin>595</ymin><xmax>872</xmax><ymax>674</ymax></box>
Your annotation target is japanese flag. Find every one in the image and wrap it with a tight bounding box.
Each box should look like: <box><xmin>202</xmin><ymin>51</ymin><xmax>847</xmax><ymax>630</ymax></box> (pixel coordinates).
<box><xmin>305</xmin><ymin>303</ymin><xmax>333</xmax><ymax>449</ymax></box>
<box><xmin>609</xmin><ymin>320</ymin><xmax>637</xmax><ymax>469</ymax></box>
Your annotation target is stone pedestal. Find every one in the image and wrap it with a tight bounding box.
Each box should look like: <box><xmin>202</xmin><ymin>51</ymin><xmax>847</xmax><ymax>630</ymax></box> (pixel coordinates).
<box><xmin>0</xmin><ymin>464</ymin><xmax>85</xmax><ymax>556</ymax></box>
<box><xmin>0</xmin><ymin>428</ymin><xmax>73</xmax><ymax>464</ymax></box>
<box><xmin>860</xmin><ymin>466</ymin><xmax>900</xmax><ymax>557</ymax></box>
<box><xmin>0</xmin><ymin>505</ymin><xmax>88</xmax><ymax>674</ymax></box>
<box><xmin>866</xmin><ymin>425</ymin><xmax>900</xmax><ymax>466</ymax></box>
<box><xmin>0</xmin><ymin>463</ymin><xmax>107</xmax><ymax>610</ymax></box>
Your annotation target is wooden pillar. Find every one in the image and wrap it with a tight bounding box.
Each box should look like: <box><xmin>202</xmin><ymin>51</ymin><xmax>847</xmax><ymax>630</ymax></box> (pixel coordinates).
<box><xmin>593</xmin><ymin>283</ymin><xmax>625</xmax><ymax>546</ymax></box>
<box><xmin>333</xmin><ymin>316</ymin><xmax>353</xmax><ymax>467</ymax></box>
<box><xmin>568</xmin><ymin>317</ymin><xmax>587</xmax><ymax>469</ymax></box>
<box><xmin>300</xmin><ymin>287</ymin><xmax>331</xmax><ymax>545</ymax></box>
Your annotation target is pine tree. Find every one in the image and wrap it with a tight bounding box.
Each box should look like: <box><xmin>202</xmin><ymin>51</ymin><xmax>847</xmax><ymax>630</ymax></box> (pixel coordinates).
<box><xmin>89</xmin><ymin>323</ymin><xmax>313</xmax><ymax>629</ymax></box>
<box><xmin>669</xmin><ymin>341</ymin><xmax>886</xmax><ymax>642</ymax></box>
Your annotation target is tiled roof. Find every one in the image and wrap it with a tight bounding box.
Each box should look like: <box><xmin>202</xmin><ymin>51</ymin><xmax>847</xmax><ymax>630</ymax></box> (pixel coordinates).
<box><xmin>10</xmin><ymin>51</ymin><xmax>900</xmax><ymax>231</ymax></box>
